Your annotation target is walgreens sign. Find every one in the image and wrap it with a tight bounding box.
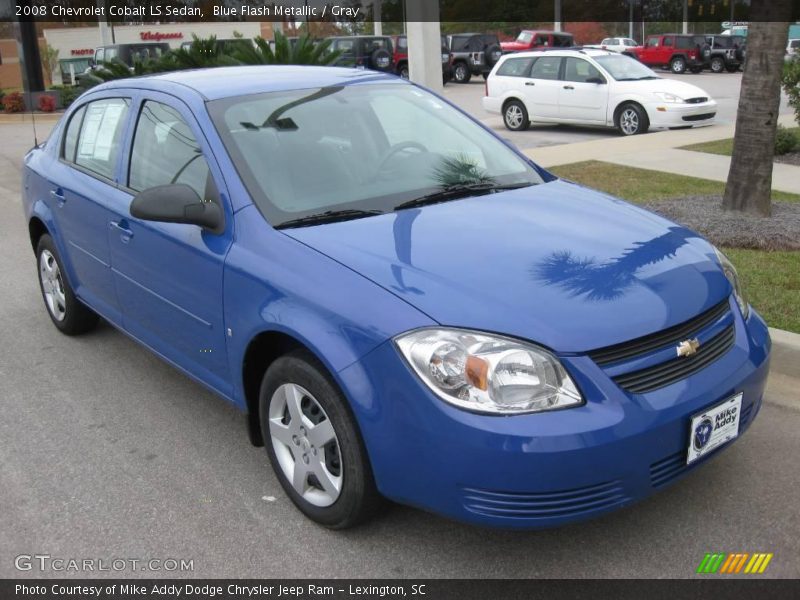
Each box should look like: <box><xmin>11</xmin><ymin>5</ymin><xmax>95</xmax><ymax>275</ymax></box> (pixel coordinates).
<box><xmin>139</xmin><ymin>31</ymin><xmax>184</xmax><ymax>42</ymax></box>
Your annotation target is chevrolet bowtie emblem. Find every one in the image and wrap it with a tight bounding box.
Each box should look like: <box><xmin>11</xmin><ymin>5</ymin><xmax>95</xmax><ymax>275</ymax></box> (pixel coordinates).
<box><xmin>677</xmin><ymin>338</ymin><xmax>701</xmax><ymax>357</ymax></box>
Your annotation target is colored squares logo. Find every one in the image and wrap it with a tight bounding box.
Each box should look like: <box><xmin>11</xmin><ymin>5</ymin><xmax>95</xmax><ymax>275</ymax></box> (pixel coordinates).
<box><xmin>697</xmin><ymin>553</ymin><xmax>773</xmax><ymax>574</ymax></box>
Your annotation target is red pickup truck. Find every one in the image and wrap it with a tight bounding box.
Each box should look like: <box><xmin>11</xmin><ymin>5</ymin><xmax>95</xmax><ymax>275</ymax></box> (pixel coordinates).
<box><xmin>500</xmin><ymin>30</ymin><xmax>574</xmax><ymax>52</ymax></box>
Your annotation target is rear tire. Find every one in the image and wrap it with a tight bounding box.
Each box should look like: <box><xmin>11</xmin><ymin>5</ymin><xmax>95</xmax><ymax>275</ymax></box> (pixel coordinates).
<box><xmin>670</xmin><ymin>56</ymin><xmax>687</xmax><ymax>74</ymax></box>
<box><xmin>259</xmin><ymin>351</ymin><xmax>382</xmax><ymax>529</ymax></box>
<box><xmin>616</xmin><ymin>103</ymin><xmax>649</xmax><ymax>136</ymax></box>
<box><xmin>710</xmin><ymin>57</ymin><xmax>725</xmax><ymax>73</ymax></box>
<box><xmin>36</xmin><ymin>234</ymin><xmax>99</xmax><ymax>336</ymax></box>
<box><xmin>503</xmin><ymin>100</ymin><xmax>530</xmax><ymax>131</ymax></box>
<box><xmin>453</xmin><ymin>62</ymin><xmax>471</xmax><ymax>84</ymax></box>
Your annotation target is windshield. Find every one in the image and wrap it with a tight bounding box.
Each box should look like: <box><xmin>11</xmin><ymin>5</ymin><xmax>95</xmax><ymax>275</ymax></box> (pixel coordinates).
<box><xmin>209</xmin><ymin>83</ymin><xmax>544</xmax><ymax>227</ymax></box>
<box><xmin>516</xmin><ymin>32</ymin><xmax>533</xmax><ymax>43</ymax></box>
<box><xmin>593</xmin><ymin>54</ymin><xmax>659</xmax><ymax>80</ymax></box>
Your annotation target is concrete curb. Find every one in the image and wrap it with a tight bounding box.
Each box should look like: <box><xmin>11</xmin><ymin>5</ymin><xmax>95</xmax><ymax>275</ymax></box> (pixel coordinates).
<box><xmin>0</xmin><ymin>113</ymin><xmax>63</xmax><ymax>124</ymax></box>
<box><xmin>769</xmin><ymin>328</ymin><xmax>800</xmax><ymax>378</ymax></box>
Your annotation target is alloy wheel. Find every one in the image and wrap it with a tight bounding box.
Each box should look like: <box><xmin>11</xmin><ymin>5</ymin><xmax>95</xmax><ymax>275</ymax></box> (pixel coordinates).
<box><xmin>505</xmin><ymin>105</ymin><xmax>524</xmax><ymax>129</ymax></box>
<box><xmin>455</xmin><ymin>64</ymin><xmax>468</xmax><ymax>82</ymax></box>
<box><xmin>39</xmin><ymin>249</ymin><xmax>66</xmax><ymax>322</ymax></box>
<box><xmin>268</xmin><ymin>383</ymin><xmax>343</xmax><ymax>507</ymax></box>
<box><xmin>620</xmin><ymin>108</ymin><xmax>640</xmax><ymax>135</ymax></box>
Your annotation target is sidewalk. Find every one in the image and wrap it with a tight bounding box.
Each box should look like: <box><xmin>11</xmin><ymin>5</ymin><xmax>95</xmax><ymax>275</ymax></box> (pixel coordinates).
<box><xmin>0</xmin><ymin>112</ymin><xmax>63</xmax><ymax>124</ymax></box>
<box><xmin>522</xmin><ymin>114</ymin><xmax>800</xmax><ymax>194</ymax></box>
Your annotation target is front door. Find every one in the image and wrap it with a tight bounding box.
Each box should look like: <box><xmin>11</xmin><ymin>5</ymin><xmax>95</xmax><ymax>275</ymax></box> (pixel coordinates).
<box><xmin>107</xmin><ymin>94</ymin><xmax>233</xmax><ymax>395</ymax></box>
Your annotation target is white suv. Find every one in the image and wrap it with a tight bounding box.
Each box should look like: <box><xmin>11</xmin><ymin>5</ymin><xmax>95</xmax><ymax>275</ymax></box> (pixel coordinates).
<box><xmin>482</xmin><ymin>49</ymin><xmax>717</xmax><ymax>135</ymax></box>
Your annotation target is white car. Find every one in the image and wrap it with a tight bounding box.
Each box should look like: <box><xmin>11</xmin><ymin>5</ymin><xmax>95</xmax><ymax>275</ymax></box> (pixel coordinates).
<box><xmin>594</xmin><ymin>37</ymin><xmax>640</xmax><ymax>54</ymax></box>
<box><xmin>787</xmin><ymin>39</ymin><xmax>799</xmax><ymax>61</ymax></box>
<box><xmin>482</xmin><ymin>49</ymin><xmax>718</xmax><ymax>135</ymax></box>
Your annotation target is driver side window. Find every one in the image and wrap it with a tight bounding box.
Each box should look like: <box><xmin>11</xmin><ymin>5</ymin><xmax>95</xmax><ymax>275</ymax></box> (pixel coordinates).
<box><xmin>128</xmin><ymin>100</ymin><xmax>212</xmax><ymax>200</ymax></box>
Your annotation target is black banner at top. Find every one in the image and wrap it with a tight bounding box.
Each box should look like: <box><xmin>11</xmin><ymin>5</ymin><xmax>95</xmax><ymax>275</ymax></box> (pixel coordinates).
<box><xmin>1</xmin><ymin>0</ymin><xmax>799</xmax><ymax>23</ymax></box>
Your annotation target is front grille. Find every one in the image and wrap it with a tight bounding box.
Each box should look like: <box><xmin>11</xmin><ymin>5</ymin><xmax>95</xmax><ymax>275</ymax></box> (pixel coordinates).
<box><xmin>613</xmin><ymin>324</ymin><xmax>735</xmax><ymax>394</ymax></box>
<box><xmin>683</xmin><ymin>112</ymin><xmax>716</xmax><ymax>122</ymax></box>
<box><xmin>685</xmin><ymin>96</ymin><xmax>709</xmax><ymax>104</ymax></box>
<box><xmin>462</xmin><ymin>481</ymin><xmax>628</xmax><ymax>519</ymax></box>
<box><xmin>588</xmin><ymin>299</ymin><xmax>730</xmax><ymax>367</ymax></box>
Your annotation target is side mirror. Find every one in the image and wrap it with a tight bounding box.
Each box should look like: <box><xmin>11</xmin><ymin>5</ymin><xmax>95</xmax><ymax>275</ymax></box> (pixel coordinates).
<box><xmin>586</xmin><ymin>76</ymin><xmax>606</xmax><ymax>84</ymax></box>
<box><xmin>130</xmin><ymin>184</ymin><xmax>223</xmax><ymax>233</ymax></box>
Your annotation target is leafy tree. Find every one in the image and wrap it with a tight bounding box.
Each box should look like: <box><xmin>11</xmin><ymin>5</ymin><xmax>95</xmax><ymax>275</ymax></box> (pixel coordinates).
<box><xmin>231</xmin><ymin>31</ymin><xmax>341</xmax><ymax>66</ymax></box>
<box><xmin>159</xmin><ymin>35</ymin><xmax>240</xmax><ymax>70</ymax></box>
<box><xmin>40</xmin><ymin>44</ymin><xmax>60</xmax><ymax>87</ymax></box>
<box><xmin>782</xmin><ymin>59</ymin><xmax>800</xmax><ymax>127</ymax></box>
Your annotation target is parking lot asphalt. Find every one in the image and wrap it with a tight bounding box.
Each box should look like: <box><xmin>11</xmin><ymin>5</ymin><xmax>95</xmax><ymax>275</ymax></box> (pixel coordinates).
<box><xmin>1</xmin><ymin>92</ymin><xmax>799</xmax><ymax>579</ymax></box>
<box><xmin>442</xmin><ymin>70</ymin><xmax>794</xmax><ymax>150</ymax></box>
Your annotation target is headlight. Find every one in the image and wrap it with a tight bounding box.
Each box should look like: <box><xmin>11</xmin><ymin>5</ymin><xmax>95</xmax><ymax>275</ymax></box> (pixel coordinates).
<box><xmin>654</xmin><ymin>92</ymin><xmax>685</xmax><ymax>103</ymax></box>
<box><xmin>714</xmin><ymin>247</ymin><xmax>750</xmax><ymax>319</ymax></box>
<box><xmin>395</xmin><ymin>328</ymin><xmax>583</xmax><ymax>415</ymax></box>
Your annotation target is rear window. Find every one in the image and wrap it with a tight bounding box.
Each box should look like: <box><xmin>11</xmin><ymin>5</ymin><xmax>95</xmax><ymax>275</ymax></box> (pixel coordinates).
<box><xmin>553</xmin><ymin>34</ymin><xmax>573</xmax><ymax>47</ymax></box>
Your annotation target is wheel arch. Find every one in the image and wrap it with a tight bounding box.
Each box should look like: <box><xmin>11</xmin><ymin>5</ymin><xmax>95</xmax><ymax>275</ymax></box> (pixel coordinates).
<box><xmin>28</xmin><ymin>215</ymin><xmax>49</xmax><ymax>253</ymax></box>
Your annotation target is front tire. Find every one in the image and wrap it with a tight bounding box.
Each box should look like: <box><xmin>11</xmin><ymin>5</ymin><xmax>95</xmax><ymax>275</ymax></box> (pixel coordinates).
<box><xmin>259</xmin><ymin>351</ymin><xmax>382</xmax><ymax>529</ymax></box>
<box><xmin>503</xmin><ymin>100</ymin><xmax>530</xmax><ymax>131</ymax></box>
<box><xmin>616</xmin><ymin>103</ymin><xmax>649</xmax><ymax>136</ymax></box>
<box><xmin>36</xmin><ymin>234</ymin><xmax>99</xmax><ymax>335</ymax></box>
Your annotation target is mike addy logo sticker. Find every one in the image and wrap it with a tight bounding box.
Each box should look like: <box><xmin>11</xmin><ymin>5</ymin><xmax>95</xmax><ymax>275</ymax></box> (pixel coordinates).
<box><xmin>696</xmin><ymin>552</ymin><xmax>774</xmax><ymax>574</ymax></box>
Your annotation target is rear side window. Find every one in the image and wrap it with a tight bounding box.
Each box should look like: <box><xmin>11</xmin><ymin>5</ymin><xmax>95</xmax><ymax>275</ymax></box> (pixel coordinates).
<box><xmin>62</xmin><ymin>105</ymin><xmax>86</xmax><ymax>163</ymax></box>
<box><xmin>128</xmin><ymin>100</ymin><xmax>212</xmax><ymax>200</ymax></box>
<box><xmin>496</xmin><ymin>57</ymin><xmax>534</xmax><ymax>77</ymax></box>
<box><xmin>73</xmin><ymin>98</ymin><xmax>130</xmax><ymax>180</ymax></box>
<box><xmin>676</xmin><ymin>37</ymin><xmax>697</xmax><ymax>49</ymax></box>
<box><xmin>530</xmin><ymin>56</ymin><xmax>561</xmax><ymax>80</ymax></box>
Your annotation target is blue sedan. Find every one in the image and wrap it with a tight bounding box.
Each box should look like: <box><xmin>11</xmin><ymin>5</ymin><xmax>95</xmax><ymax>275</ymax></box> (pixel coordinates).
<box><xmin>22</xmin><ymin>66</ymin><xmax>770</xmax><ymax>529</ymax></box>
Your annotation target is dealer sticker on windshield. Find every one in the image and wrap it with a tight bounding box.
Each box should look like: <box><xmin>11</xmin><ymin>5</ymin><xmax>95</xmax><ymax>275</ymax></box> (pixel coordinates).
<box><xmin>687</xmin><ymin>393</ymin><xmax>743</xmax><ymax>465</ymax></box>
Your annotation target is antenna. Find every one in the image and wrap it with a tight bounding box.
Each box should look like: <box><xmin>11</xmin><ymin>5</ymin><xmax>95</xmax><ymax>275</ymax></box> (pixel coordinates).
<box><xmin>30</xmin><ymin>95</ymin><xmax>39</xmax><ymax>148</ymax></box>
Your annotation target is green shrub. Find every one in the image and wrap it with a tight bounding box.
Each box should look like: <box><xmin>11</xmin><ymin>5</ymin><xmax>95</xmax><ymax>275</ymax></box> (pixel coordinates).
<box><xmin>783</xmin><ymin>59</ymin><xmax>800</xmax><ymax>127</ymax></box>
<box><xmin>775</xmin><ymin>124</ymin><xmax>799</xmax><ymax>155</ymax></box>
<box><xmin>50</xmin><ymin>85</ymin><xmax>82</xmax><ymax>108</ymax></box>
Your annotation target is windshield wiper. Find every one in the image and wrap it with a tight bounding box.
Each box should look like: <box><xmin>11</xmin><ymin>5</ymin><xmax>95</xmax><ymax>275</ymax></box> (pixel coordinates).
<box><xmin>394</xmin><ymin>182</ymin><xmax>535</xmax><ymax>211</ymax></box>
<box><xmin>275</xmin><ymin>209</ymin><xmax>383</xmax><ymax>229</ymax></box>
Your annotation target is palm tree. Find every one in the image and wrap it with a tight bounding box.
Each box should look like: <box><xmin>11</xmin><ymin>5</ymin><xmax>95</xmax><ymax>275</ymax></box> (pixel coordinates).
<box><xmin>722</xmin><ymin>3</ymin><xmax>792</xmax><ymax>216</ymax></box>
<box><xmin>161</xmin><ymin>35</ymin><xmax>240</xmax><ymax>70</ymax></box>
<box><xmin>231</xmin><ymin>31</ymin><xmax>341</xmax><ymax>66</ymax></box>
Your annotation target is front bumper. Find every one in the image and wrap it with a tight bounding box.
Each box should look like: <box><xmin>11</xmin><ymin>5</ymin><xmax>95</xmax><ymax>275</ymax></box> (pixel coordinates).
<box><xmin>645</xmin><ymin>100</ymin><xmax>718</xmax><ymax>128</ymax></box>
<box><xmin>337</xmin><ymin>302</ymin><xmax>770</xmax><ymax>529</ymax></box>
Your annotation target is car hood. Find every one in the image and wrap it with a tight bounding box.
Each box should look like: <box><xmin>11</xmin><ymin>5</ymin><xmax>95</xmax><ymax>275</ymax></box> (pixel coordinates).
<box><xmin>284</xmin><ymin>180</ymin><xmax>731</xmax><ymax>353</ymax></box>
<box><xmin>501</xmin><ymin>41</ymin><xmax>529</xmax><ymax>51</ymax></box>
<box><xmin>626</xmin><ymin>78</ymin><xmax>712</xmax><ymax>100</ymax></box>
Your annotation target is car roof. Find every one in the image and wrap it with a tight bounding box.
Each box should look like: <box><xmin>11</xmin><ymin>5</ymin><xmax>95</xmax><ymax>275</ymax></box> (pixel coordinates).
<box><xmin>501</xmin><ymin>48</ymin><xmax>614</xmax><ymax>59</ymax></box>
<box><xmin>92</xmin><ymin>65</ymin><xmax>400</xmax><ymax>101</ymax></box>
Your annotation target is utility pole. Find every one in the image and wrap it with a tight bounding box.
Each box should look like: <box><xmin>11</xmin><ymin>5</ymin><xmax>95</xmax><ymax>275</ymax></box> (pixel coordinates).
<box><xmin>14</xmin><ymin>2</ymin><xmax>44</xmax><ymax>106</ymax></box>
<box><xmin>554</xmin><ymin>0</ymin><xmax>562</xmax><ymax>32</ymax></box>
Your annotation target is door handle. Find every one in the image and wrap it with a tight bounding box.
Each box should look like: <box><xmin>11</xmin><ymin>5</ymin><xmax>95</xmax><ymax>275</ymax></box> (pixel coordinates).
<box><xmin>563</xmin><ymin>85</ymin><xmax>575</xmax><ymax>90</ymax></box>
<box><xmin>525</xmin><ymin>81</ymin><xmax>535</xmax><ymax>86</ymax></box>
<box><xmin>109</xmin><ymin>220</ymin><xmax>134</xmax><ymax>242</ymax></box>
<box><xmin>50</xmin><ymin>188</ymin><xmax>65</xmax><ymax>206</ymax></box>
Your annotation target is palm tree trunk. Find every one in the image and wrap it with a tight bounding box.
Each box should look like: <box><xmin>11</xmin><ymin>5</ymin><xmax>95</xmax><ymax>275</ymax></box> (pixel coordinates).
<box><xmin>722</xmin><ymin>9</ymin><xmax>791</xmax><ymax>216</ymax></box>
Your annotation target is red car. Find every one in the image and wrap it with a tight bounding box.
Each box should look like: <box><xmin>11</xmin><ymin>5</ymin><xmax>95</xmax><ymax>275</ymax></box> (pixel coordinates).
<box><xmin>501</xmin><ymin>30</ymin><xmax>574</xmax><ymax>53</ymax></box>
<box><xmin>633</xmin><ymin>34</ymin><xmax>711</xmax><ymax>74</ymax></box>
<box><xmin>391</xmin><ymin>35</ymin><xmax>454</xmax><ymax>84</ymax></box>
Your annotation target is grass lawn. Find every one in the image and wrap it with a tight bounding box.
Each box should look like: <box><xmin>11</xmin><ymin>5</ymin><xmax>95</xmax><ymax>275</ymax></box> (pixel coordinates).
<box><xmin>680</xmin><ymin>127</ymin><xmax>800</xmax><ymax>156</ymax></box>
<box><xmin>550</xmin><ymin>161</ymin><xmax>800</xmax><ymax>332</ymax></box>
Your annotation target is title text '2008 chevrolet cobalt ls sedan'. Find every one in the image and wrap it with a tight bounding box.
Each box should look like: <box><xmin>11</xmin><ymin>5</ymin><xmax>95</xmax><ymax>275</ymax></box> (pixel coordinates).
<box><xmin>23</xmin><ymin>66</ymin><xmax>770</xmax><ymax>529</ymax></box>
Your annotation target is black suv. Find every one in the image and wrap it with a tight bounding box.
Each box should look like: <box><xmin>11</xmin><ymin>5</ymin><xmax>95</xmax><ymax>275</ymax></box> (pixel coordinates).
<box><xmin>326</xmin><ymin>36</ymin><xmax>394</xmax><ymax>73</ymax></box>
<box><xmin>447</xmin><ymin>33</ymin><xmax>503</xmax><ymax>83</ymax></box>
<box><xmin>705</xmin><ymin>35</ymin><xmax>746</xmax><ymax>72</ymax></box>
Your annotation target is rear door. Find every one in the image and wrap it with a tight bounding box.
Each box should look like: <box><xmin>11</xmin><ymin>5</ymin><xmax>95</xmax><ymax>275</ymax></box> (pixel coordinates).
<box><xmin>491</xmin><ymin>56</ymin><xmax>536</xmax><ymax>103</ymax></box>
<box><xmin>525</xmin><ymin>55</ymin><xmax>562</xmax><ymax>119</ymax></box>
<box><xmin>48</xmin><ymin>96</ymin><xmax>132</xmax><ymax>323</ymax></box>
<box><xmin>558</xmin><ymin>57</ymin><xmax>608</xmax><ymax>123</ymax></box>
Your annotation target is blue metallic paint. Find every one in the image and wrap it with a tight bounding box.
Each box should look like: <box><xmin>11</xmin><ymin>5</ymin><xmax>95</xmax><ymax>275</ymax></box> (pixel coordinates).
<box><xmin>22</xmin><ymin>66</ymin><xmax>771</xmax><ymax>529</ymax></box>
